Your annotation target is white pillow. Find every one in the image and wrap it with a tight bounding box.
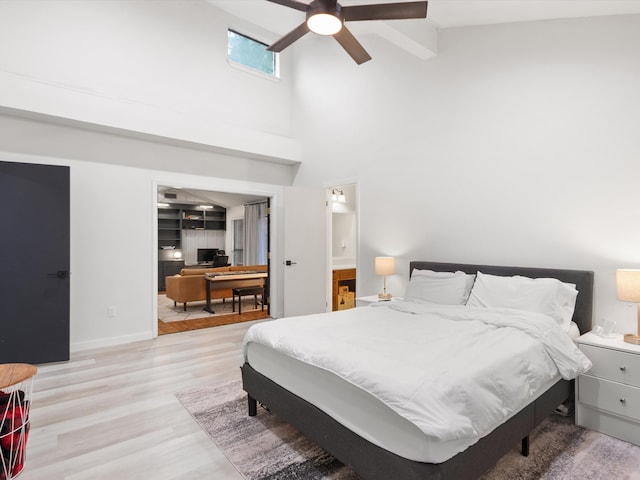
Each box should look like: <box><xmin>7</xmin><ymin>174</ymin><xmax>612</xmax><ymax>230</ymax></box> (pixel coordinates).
<box><xmin>555</xmin><ymin>281</ymin><xmax>580</xmax><ymax>330</ymax></box>
<box><xmin>405</xmin><ymin>271</ymin><xmax>471</xmax><ymax>305</ymax></box>
<box><xmin>412</xmin><ymin>269</ymin><xmax>463</xmax><ymax>278</ymax></box>
<box><xmin>411</xmin><ymin>269</ymin><xmax>476</xmax><ymax>303</ymax></box>
<box><xmin>466</xmin><ymin>271</ymin><xmax>578</xmax><ymax>331</ymax></box>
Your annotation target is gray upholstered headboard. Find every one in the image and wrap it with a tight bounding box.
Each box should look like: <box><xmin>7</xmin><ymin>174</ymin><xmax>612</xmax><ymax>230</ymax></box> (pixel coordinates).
<box><xmin>409</xmin><ymin>261</ymin><xmax>594</xmax><ymax>335</ymax></box>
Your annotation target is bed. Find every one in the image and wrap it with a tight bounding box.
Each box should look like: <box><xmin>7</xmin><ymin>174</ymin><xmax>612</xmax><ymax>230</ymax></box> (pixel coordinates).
<box><xmin>241</xmin><ymin>261</ymin><xmax>594</xmax><ymax>480</ymax></box>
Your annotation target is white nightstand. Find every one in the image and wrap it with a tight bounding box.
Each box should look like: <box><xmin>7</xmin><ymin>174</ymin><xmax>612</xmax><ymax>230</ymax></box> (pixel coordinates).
<box><xmin>575</xmin><ymin>332</ymin><xmax>640</xmax><ymax>446</ymax></box>
<box><xmin>355</xmin><ymin>295</ymin><xmax>402</xmax><ymax>307</ymax></box>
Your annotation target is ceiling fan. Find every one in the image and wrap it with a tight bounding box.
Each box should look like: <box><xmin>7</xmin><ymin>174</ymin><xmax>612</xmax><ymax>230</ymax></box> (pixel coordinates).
<box><xmin>266</xmin><ymin>0</ymin><xmax>428</xmax><ymax>65</ymax></box>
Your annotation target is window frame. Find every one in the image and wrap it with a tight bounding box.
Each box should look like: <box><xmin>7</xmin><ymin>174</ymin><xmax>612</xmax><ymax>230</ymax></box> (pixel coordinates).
<box><xmin>227</xmin><ymin>29</ymin><xmax>280</xmax><ymax>80</ymax></box>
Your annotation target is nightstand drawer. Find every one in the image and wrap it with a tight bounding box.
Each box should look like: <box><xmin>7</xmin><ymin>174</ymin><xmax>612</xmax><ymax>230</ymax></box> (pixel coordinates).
<box><xmin>579</xmin><ymin>375</ymin><xmax>640</xmax><ymax>422</ymax></box>
<box><xmin>579</xmin><ymin>344</ymin><xmax>640</xmax><ymax>386</ymax></box>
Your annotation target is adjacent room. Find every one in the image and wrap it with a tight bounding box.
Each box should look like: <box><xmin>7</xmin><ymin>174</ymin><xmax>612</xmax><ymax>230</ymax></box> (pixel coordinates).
<box><xmin>1</xmin><ymin>1</ymin><xmax>640</xmax><ymax>479</ymax></box>
<box><xmin>156</xmin><ymin>186</ymin><xmax>271</xmax><ymax>334</ymax></box>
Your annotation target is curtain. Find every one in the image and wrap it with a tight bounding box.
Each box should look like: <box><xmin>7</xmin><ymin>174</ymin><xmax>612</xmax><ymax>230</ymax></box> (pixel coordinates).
<box><xmin>244</xmin><ymin>202</ymin><xmax>267</xmax><ymax>265</ymax></box>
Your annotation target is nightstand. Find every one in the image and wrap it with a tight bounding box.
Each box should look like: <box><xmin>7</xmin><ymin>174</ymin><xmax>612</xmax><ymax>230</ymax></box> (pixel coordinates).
<box><xmin>356</xmin><ymin>295</ymin><xmax>402</xmax><ymax>307</ymax></box>
<box><xmin>575</xmin><ymin>332</ymin><xmax>640</xmax><ymax>446</ymax></box>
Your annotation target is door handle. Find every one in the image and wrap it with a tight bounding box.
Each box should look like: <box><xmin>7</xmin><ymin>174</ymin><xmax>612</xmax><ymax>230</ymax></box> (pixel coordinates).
<box><xmin>47</xmin><ymin>270</ymin><xmax>70</xmax><ymax>279</ymax></box>
<box><xmin>285</xmin><ymin>260</ymin><xmax>297</xmax><ymax>266</ymax></box>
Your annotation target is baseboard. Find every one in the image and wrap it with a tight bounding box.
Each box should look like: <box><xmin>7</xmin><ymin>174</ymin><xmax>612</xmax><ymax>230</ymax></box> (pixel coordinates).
<box><xmin>71</xmin><ymin>331</ymin><xmax>153</xmax><ymax>353</ymax></box>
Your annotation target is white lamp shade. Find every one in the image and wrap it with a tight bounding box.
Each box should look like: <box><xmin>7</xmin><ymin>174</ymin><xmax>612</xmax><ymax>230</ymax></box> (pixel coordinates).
<box><xmin>616</xmin><ymin>269</ymin><xmax>640</xmax><ymax>302</ymax></box>
<box><xmin>375</xmin><ymin>257</ymin><xmax>395</xmax><ymax>276</ymax></box>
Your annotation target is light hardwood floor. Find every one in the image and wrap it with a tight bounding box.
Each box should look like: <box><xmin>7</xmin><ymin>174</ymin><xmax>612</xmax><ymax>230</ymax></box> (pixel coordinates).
<box><xmin>20</xmin><ymin>320</ymin><xmax>266</xmax><ymax>480</ymax></box>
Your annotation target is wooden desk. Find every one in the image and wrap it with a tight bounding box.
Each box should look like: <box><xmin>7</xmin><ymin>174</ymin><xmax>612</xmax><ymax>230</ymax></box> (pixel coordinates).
<box><xmin>204</xmin><ymin>272</ymin><xmax>267</xmax><ymax>313</ymax></box>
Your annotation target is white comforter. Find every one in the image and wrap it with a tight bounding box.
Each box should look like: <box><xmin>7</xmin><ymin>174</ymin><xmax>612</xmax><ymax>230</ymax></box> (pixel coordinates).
<box><xmin>243</xmin><ymin>301</ymin><xmax>592</xmax><ymax>443</ymax></box>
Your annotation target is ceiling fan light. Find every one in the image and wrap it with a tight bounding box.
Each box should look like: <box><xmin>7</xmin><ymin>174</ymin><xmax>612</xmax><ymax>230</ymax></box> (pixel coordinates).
<box><xmin>307</xmin><ymin>13</ymin><xmax>343</xmax><ymax>36</ymax></box>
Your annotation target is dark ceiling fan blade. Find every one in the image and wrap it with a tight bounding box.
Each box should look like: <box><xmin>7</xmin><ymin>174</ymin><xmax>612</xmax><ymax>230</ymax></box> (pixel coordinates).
<box><xmin>342</xmin><ymin>1</ymin><xmax>428</xmax><ymax>21</ymax></box>
<box><xmin>333</xmin><ymin>26</ymin><xmax>372</xmax><ymax>65</ymax></box>
<box><xmin>267</xmin><ymin>22</ymin><xmax>310</xmax><ymax>52</ymax></box>
<box><xmin>265</xmin><ymin>0</ymin><xmax>309</xmax><ymax>12</ymax></box>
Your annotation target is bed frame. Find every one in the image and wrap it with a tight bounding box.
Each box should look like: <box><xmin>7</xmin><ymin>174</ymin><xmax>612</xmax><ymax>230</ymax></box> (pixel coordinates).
<box><xmin>241</xmin><ymin>261</ymin><xmax>594</xmax><ymax>480</ymax></box>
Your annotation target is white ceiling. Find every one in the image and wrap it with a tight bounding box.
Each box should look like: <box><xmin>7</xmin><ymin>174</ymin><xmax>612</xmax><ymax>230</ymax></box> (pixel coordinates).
<box><xmin>158</xmin><ymin>185</ymin><xmax>268</xmax><ymax>209</ymax></box>
<box><xmin>168</xmin><ymin>0</ymin><xmax>640</xmax><ymax>204</ymax></box>
<box><xmin>209</xmin><ymin>0</ymin><xmax>640</xmax><ymax>34</ymax></box>
<box><xmin>415</xmin><ymin>0</ymin><xmax>640</xmax><ymax>29</ymax></box>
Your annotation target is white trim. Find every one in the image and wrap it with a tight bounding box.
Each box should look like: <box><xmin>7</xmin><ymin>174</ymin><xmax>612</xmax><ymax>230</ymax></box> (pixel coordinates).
<box><xmin>151</xmin><ymin>177</ymin><xmax>285</xmax><ymax>337</ymax></box>
<box><xmin>152</xmin><ymin>179</ymin><xmax>160</xmax><ymax>338</ymax></box>
<box><xmin>227</xmin><ymin>58</ymin><xmax>281</xmax><ymax>82</ymax></box>
<box><xmin>71</xmin><ymin>331</ymin><xmax>153</xmax><ymax>353</ymax></box>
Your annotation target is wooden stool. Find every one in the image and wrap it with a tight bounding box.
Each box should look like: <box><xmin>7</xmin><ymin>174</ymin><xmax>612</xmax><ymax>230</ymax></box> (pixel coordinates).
<box><xmin>232</xmin><ymin>287</ymin><xmax>264</xmax><ymax>314</ymax></box>
<box><xmin>0</xmin><ymin>363</ymin><xmax>37</xmax><ymax>479</ymax></box>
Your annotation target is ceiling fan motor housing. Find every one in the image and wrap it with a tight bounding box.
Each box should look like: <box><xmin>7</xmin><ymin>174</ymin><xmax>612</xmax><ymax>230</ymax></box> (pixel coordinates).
<box><xmin>308</xmin><ymin>0</ymin><xmax>341</xmax><ymax>16</ymax></box>
<box><xmin>306</xmin><ymin>0</ymin><xmax>343</xmax><ymax>35</ymax></box>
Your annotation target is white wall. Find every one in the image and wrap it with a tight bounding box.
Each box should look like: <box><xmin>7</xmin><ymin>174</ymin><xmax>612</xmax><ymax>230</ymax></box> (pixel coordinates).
<box><xmin>331</xmin><ymin>184</ymin><xmax>358</xmax><ymax>266</ymax></box>
<box><xmin>0</xmin><ymin>115</ymin><xmax>290</xmax><ymax>351</ymax></box>
<box><xmin>181</xmin><ymin>230</ymin><xmax>226</xmax><ymax>265</ymax></box>
<box><xmin>3</xmin><ymin>4</ymin><xmax>640</xmax><ymax>345</ymax></box>
<box><xmin>332</xmin><ymin>212</ymin><xmax>357</xmax><ymax>262</ymax></box>
<box><xmin>292</xmin><ymin>15</ymin><xmax>640</xmax><ymax>333</ymax></box>
<box><xmin>0</xmin><ymin>0</ymin><xmax>299</xmax><ymax>162</ymax></box>
<box><xmin>0</xmin><ymin>1</ymin><xmax>302</xmax><ymax>353</ymax></box>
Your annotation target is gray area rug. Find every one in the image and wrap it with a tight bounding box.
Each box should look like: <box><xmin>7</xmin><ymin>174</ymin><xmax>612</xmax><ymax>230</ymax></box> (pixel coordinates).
<box><xmin>176</xmin><ymin>380</ymin><xmax>640</xmax><ymax>480</ymax></box>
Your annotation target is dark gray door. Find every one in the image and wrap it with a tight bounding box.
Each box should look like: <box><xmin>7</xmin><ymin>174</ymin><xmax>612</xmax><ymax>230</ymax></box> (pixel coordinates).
<box><xmin>0</xmin><ymin>160</ymin><xmax>70</xmax><ymax>364</ymax></box>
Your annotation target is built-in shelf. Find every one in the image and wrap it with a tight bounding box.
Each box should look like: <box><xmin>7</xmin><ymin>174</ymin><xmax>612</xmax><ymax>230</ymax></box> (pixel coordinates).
<box><xmin>157</xmin><ymin>203</ymin><xmax>226</xmax><ymax>250</ymax></box>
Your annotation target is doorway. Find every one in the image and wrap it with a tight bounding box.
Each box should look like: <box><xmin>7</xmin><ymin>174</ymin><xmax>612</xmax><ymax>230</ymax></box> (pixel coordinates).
<box><xmin>328</xmin><ymin>183</ymin><xmax>357</xmax><ymax>312</ymax></box>
<box><xmin>156</xmin><ymin>185</ymin><xmax>271</xmax><ymax>335</ymax></box>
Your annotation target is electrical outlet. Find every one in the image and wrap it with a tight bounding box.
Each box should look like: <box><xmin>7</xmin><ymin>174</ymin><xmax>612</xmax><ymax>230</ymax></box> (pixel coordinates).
<box><xmin>107</xmin><ymin>305</ymin><xmax>117</xmax><ymax>318</ymax></box>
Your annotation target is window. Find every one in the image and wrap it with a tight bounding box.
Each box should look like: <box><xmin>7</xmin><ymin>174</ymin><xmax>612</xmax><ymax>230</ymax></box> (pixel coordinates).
<box><xmin>233</xmin><ymin>218</ymin><xmax>244</xmax><ymax>266</ymax></box>
<box><xmin>227</xmin><ymin>29</ymin><xmax>278</xmax><ymax>77</ymax></box>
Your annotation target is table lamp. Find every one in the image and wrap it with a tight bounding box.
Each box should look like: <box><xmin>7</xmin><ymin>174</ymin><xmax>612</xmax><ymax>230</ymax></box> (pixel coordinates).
<box><xmin>616</xmin><ymin>268</ymin><xmax>640</xmax><ymax>345</ymax></box>
<box><xmin>375</xmin><ymin>256</ymin><xmax>395</xmax><ymax>300</ymax></box>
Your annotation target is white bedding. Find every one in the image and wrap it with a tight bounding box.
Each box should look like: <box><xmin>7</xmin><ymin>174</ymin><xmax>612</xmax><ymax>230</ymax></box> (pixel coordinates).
<box><xmin>243</xmin><ymin>301</ymin><xmax>591</xmax><ymax>460</ymax></box>
<box><xmin>246</xmin><ymin>341</ymin><xmax>510</xmax><ymax>462</ymax></box>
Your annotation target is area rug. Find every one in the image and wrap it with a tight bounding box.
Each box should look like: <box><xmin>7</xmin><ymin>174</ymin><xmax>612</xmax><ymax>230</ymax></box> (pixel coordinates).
<box><xmin>158</xmin><ymin>294</ymin><xmax>261</xmax><ymax>322</ymax></box>
<box><xmin>176</xmin><ymin>380</ymin><xmax>640</xmax><ymax>480</ymax></box>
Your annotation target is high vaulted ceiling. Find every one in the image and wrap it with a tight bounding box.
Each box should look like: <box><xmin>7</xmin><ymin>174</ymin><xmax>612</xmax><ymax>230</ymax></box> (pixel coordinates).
<box><xmin>210</xmin><ymin>0</ymin><xmax>640</xmax><ymax>33</ymax></box>
<box><xmin>209</xmin><ymin>0</ymin><xmax>640</xmax><ymax>61</ymax></box>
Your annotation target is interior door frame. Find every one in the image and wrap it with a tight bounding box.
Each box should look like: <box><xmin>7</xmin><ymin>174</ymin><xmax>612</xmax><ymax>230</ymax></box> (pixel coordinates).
<box><xmin>325</xmin><ymin>179</ymin><xmax>359</xmax><ymax>311</ymax></box>
<box><xmin>151</xmin><ymin>178</ymin><xmax>359</xmax><ymax>333</ymax></box>
<box><xmin>151</xmin><ymin>179</ymin><xmax>282</xmax><ymax>337</ymax></box>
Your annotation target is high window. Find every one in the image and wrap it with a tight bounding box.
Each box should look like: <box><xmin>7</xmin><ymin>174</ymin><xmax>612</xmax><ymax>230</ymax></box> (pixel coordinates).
<box><xmin>227</xmin><ymin>29</ymin><xmax>278</xmax><ymax>78</ymax></box>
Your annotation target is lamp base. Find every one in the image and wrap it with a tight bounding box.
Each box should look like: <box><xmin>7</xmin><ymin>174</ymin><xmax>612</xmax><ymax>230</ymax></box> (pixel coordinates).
<box><xmin>378</xmin><ymin>293</ymin><xmax>392</xmax><ymax>301</ymax></box>
<box><xmin>623</xmin><ymin>333</ymin><xmax>640</xmax><ymax>345</ymax></box>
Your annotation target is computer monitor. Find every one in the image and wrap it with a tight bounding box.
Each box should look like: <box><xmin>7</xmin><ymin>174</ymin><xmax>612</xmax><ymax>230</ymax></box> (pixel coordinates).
<box><xmin>197</xmin><ymin>248</ymin><xmax>218</xmax><ymax>263</ymax></box>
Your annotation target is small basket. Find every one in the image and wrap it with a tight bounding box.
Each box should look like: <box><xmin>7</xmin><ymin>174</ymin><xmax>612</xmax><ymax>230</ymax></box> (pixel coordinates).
<box><xmin>1</xmin><ymin>364</ymin><xmax>37</xmax><ymax>479</ymax></box>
